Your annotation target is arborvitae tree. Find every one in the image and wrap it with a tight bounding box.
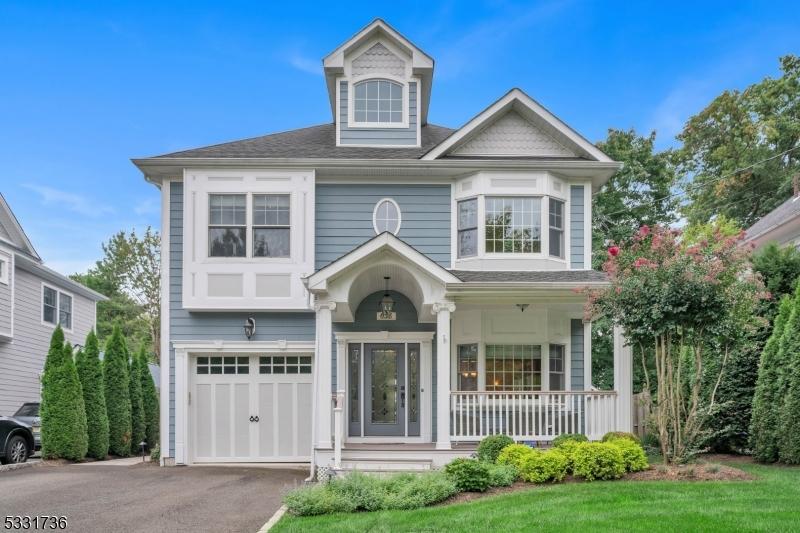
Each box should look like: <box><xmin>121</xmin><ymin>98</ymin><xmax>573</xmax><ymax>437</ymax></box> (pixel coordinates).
<box><xmin>104</xmin><ymin>325</ymin><xmax>132</xmax><ymax>456</ymax></box>
<box><xmin>138</xmin><ymin>347</ymin><xmax>159</xmax><ymax>449</ymax></box>
<box><xmin>129</xmin><ymin>346</ymin><xmax>146</xmax><ymax>452</ymax></box>
<box><xmin>780</xmin><ymin>347</ymin><xmax>800</xmax><ymax>462</ymax></box>
<box><xmin>42</xmin><ymin>325</ymin><xmax>65</xmax><ymax>378</ymax></box>
<box><xmin>751</xmin><ymin>296</ymin><xmax>793</xmax><ymax>462</ymax></box>
<box><xmin>76</xmin><ymin>331</ymin><xmax>109</xmax><ymax>459</ymax></box>
<box><xmin>40</xmin><ymin>339</ymin><xmax>88</xmax><ymax>460</ymax></box>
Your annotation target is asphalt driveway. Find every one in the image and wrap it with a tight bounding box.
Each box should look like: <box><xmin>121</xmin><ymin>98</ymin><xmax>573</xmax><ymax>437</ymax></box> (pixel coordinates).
<box><xmin>0</xmin><ymin>462</ymin><xmax>307</xmax><ymax>532</ymax></box>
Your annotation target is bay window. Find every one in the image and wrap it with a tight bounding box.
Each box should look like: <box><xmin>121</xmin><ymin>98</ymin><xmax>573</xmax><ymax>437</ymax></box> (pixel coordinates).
<box><xmin>485</xmin><ymin>197</ymin><xmax>541</xmax><ymax>253</ymax></box>
<box><xmin>208</xmin><ymin>193</ymin><xmax>292</xmax><ymax>259</ymax></box>
<box><xmin>549</xmin><ymin>198</ymin><xmax>565</xmax><ymax>258</ymax></box>
<box><xmin>457</xmin><ymin>199</ymin><xmax>477</xmax><ymax>258</ymax></box>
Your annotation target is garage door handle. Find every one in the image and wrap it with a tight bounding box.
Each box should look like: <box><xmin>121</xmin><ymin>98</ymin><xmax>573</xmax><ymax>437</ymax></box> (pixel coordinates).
<box><xmin>250</xmin><ymin>415</ymin><xmax>260</xmax><ymax>423</ymax></box>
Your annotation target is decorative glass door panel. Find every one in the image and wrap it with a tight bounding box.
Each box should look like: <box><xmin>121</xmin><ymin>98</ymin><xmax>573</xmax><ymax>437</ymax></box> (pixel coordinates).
<box><xmin>407</xmin><ymin>344</ymin><xmax>420</xmax><ymax>436</ymax></box>
<box><xmin>363</xmin><ymin>343</ymin><xmax>406</xmax><ymax>437</ymax></box>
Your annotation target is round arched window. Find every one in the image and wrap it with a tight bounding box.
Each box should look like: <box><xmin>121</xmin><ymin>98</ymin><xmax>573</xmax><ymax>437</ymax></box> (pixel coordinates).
<box><xmin>373</xmin><ymin>198</ymin><xmax>401</xmax><ymax>235</ymax></box>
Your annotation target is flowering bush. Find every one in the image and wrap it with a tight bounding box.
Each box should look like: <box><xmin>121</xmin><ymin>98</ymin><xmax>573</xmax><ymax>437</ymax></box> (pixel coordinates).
<box><xmin>588</xmin><ymin>224</ymin><xmax>764</xmax><ymax>463</ymax></box>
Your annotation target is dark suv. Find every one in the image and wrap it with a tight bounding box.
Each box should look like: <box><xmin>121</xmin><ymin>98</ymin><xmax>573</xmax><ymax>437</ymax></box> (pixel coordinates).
<box><xmin>0</xmin><ymin>416</ymin><xmax>34</xmax><ymax>465</ymax></box>
<box><xmin>13</xmin><ymin>403</ymin><xmax>40</xmax><ymax>449</ymax></box>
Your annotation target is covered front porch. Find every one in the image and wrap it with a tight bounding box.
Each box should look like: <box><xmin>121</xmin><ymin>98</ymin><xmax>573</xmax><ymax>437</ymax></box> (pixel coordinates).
<box><xmin>304</xmin><ymin>233</ymin><xmax>632</xmax><ymax>471</ymax></box>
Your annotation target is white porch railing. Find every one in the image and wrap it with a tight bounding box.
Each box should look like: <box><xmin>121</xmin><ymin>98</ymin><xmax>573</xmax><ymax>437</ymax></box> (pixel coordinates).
<box><xmin>450</xmin><ymin>391</ymin><xmax>617</xmax><ymax>442</ymax></box>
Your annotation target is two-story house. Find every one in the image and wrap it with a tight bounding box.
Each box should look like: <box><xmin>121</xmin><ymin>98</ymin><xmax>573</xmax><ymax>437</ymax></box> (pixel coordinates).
<box><xmin>0</xmin><ymin>193</ymin><xmax>106</xmax><ymax>416</ymax></box>
<box><xmin>134</xmin><ymin>19</ymin><xmax>634</xmax><ymax>473</ymax></box>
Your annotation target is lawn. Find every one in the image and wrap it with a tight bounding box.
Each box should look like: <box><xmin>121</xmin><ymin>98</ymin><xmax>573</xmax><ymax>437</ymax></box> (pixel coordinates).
<box><xmin>273</xmin><ymin>462</ymin><xmax>800</xmax><ymax>532</ymax></box>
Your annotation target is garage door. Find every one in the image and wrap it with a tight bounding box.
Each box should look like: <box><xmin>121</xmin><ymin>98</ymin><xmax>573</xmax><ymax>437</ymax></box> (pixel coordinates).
<box><xmin>191</xmin><ymin>354</ymin><xmax>313</xmax><ymax>462</ymax></box>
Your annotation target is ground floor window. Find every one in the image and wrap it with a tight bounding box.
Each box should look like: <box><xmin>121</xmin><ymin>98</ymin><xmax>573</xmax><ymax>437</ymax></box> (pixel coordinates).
<box><xmin>549</xmin><ymin>344</ymin><xmax>566</xmax><ymax>391</ymax></box>
<box><xmin>457</xmin><ymin>344</ymin><xmax>478</xmax><ymax>391</ymax></box>
<box><xmin>485</xmin><ymin>344</ymin><xmax>542</xmax><ymax>391</ymax></box>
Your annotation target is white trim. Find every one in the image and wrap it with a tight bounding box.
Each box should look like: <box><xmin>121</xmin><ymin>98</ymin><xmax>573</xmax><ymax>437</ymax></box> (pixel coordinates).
<box><xmin>422</xmin><ymin>89</ymin><xmax>615</xmax><ymax>162</ymax></box>
<box><xmin>160</xmin><ymin>179</ymin><xmax>171</xmax><ymax>463</ymax></box>
<box><xmin>371</xmin><ymin>197</ymin><xmax>402</xmax><ymax>236</ymax></box>
<box><xmin>334</xmin><ymin>331</ymin><xmax>435</xmax><ymax>342</ymax></box>
<box><xmin>40</xmin><ymin>281</ymin><xmax>73</xmax><ymax>333</ymax></box>
<box><xmin>347</xmin><ymin>77</ymin><xmax>410</xmax><ymax>129</ymax></box>
<box><xmin>171</xmin><ymin>340</ymin><xmax>317</xmax><ymax>352</ymax></box>
<box><xmin>0</xmin><ymin>253</ymin><xmax>9</xmax><ymax>285</ymax></box>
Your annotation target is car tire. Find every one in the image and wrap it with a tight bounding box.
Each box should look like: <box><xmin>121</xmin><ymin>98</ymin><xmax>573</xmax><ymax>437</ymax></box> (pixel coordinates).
<box><xmin>5</xmin><ymin>435</ymin><xmax>29</xmax><ymax>464</ymax></box>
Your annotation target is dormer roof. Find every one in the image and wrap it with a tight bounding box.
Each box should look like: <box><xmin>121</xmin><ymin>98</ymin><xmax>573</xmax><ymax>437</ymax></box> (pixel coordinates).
<box><xmin>323</xmin><ymin>18</ymin><xmax>434</xmax><ymax>125</ymax></box>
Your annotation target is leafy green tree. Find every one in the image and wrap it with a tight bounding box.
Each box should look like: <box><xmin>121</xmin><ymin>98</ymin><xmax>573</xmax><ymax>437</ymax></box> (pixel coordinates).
<box><xmin>752</xmin><ymin>243</ymin><xmax>800</xmax><ymax>322</ymax></box>
<box><xmin>751</xmin><ymin>296</ymin><xmax>793</xmax><ymax>462</ymax></box>
<box><xmin>678</xmin><ymin>55</ymin><xmax>800</xmax><ymax>227</ymax></box>
<box><xmin>138</xmin><ymin>347</ymin><xmax>159</xmax><ymax>449</ymax></box>
<box><xmin>129</xmin><ymin>347</ymin><xmax>146</xmax><ymax>452</ymax></box>
<box><xmin>104</xmin><ymin>325</ymin><xmax>132</xmax><ymax>456</ymax></box>
<box><xmin>40</xmin><ymin>337</ymin><xmax>88</xmax><ymax>461</ymax></box>
<box><xmin>75</xmin><ymin>331</ymin><xmax>109</xmax><ymax>459</ymax></box>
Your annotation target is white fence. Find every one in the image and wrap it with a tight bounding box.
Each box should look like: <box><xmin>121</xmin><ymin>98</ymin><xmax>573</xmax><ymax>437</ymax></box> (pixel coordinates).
<box><xmin>450</xmin><ymin>391</ymin><xmax>618</xmax><ymax>442</ymax></box>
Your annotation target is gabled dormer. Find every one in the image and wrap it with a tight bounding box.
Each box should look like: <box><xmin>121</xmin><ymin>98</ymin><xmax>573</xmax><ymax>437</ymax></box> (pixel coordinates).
<box><xmin>324</xmin><ymin>19</ymin><xmax>434</xmax><ymax>148</ymax></box>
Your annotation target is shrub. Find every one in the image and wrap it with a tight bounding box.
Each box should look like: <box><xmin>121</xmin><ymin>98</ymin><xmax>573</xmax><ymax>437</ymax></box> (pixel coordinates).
<box><xmin>104</xmin><ymin>326</ymin><xmax>132</xmax><ymax>457</ymax></box>
<box><xmin>129</xmin><ymin>346</ymin><xmax>146</xmax><ymax>452</ymax></box>
<box><xmin>497</xmin><ymin>443</ymin><xmax>535</xmax><ymax>470</ymax></box>
<box><xmin>75</xmin><ymin>330</ymin><xmax>109</xmax><ymax>460</ymax></box>
<box><xmin>552</xmin><ymin>433</ymin><xmax>588</xmax><ymax>448</ymax></box>
<box><xmin>476</xmin><ymin>435</ymin><xmax>515</xmax><ymax>463</ymax></box>
<box><xmin>601</xmin><ymin>431</ymin><xmax>640</xmax><ymax>444</ymax></box>
<box><xmin>641</xmin><ymin>432</ymin><xmax>660</xmax><ymax>452</ymax></box>
<box><xmin>284</xmin><ymin>471</ymin><xmax>458</xmax><ymax>516</ymax></box>
<box><xmin>40</xmin><ymin>338</ymin><xmax>89</xmax><ymax>461</ymax></box>
<box><xmin>444</xmin><ymin>458</ymin><xmax>492</xmax><ymax>492</ymax></box>
<box><xmin>486</xmin><ymin>463</ymin><xmax>518</xmax><ymax>487</ymax></box>
<box><xmin>555</xmin><ymin>440</ymin><xmax>583</xmax><ymax>474</ymax></box>
<box><xmin>607</xmin><ymin>438</ymin><xmax>649</xmax><ymax>472</ymax></box>
<box><xmin>138</xmin><ymin>347</ymin><xmax>160</xmax><ymax>450</ymax></box>
<box><xmin>518</xmin><ymin>449</ymin><xmax>568</xmax><ymax>483</ymax></box>
<box><xmin>150</xmin><ymin>443</ymin><xmax>160</xmax><ymax>463</ymax></box>
<box><xmin>572</xmin><ymin>442</ymin><xmax>626</xmax><ymax>481</ymax></box>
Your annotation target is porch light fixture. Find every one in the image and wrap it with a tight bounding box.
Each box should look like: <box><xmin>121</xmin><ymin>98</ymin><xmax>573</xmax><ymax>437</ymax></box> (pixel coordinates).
<box><xmin>243</xmin><ymin>317</ymin><xmax>256</xmax><ymax>340</ymax></box>
<box><xmin>378</xmin><ymin>276</ymin><xmax>395</xmax><ymax>320</ymax></box>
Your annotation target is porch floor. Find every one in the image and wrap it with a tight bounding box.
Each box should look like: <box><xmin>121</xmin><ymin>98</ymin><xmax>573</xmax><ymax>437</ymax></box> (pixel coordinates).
<box><xmin>342</xmin><ymin>443</ymin><xmax>478</xmax><ymax>452</ymax></box>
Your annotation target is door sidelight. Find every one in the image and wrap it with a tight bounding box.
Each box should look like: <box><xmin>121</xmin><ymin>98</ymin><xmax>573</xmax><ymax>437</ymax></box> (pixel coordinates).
<box><xmin>400</xmin><ymin>385</ymin><xmax>405</xmax><ymax>408</ymax></box>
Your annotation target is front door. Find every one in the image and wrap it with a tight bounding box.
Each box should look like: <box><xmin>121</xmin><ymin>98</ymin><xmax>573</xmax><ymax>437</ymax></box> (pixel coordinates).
<box><xmin>364</xmin><ymin>343</ymin><xmax>405</xmax><ymax>436</ymax></box>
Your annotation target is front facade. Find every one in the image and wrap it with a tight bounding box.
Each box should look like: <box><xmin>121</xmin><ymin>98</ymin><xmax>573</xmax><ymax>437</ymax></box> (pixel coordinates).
<box><xmin>0</xmin><ymin>193</ymin><xmax>106</xmax><ymax>416</ymax></box>
<box><xmin>135</xmin><ymin>19</ymin><xmax>633</xmax><ymax>471</ymax></box>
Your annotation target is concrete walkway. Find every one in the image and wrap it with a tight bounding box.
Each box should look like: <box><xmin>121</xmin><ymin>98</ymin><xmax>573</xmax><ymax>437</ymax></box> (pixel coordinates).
<box><xmin>1</xmin><ymin>462</ymin><xmax>307</xmax><ymax>532</ymax></box>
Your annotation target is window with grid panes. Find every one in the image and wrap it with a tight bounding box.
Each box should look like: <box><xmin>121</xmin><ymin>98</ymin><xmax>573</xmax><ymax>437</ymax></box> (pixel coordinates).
<box><xmin>484</xmin><ymin>197</ymin><xmax>541</xmax><ymax>253</ymax></box>
<box><xmin>485</xmin><ymin>345</ymin><xmax>542</xmax><ymax>391</ymax></box>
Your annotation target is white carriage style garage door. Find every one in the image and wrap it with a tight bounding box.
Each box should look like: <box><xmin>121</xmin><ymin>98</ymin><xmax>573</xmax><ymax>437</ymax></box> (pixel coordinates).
<box><xmin>191</xmin><ymin>354</ymin><xmax>313</xmax><ymax>462</ymax></box>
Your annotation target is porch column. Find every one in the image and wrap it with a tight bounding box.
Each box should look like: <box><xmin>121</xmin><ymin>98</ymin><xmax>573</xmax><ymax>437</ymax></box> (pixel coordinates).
<box><xmin>433</xmin><ymin>302</ymin><xmax>456</xmax><ymax>450</ymax></box>
<box><xmin>613</xmin><ymin>325</ymin><xmax>633</xmax><ymax>432</ymax></box>
<box><xmin>314</xmin><ymin>300</ymin><xmax>336</xmax><ymax>449</ymax></box>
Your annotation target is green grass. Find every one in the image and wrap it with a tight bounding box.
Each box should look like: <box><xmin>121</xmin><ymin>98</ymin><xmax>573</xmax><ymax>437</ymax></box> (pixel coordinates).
<box><xmin>273</xmin><ymin>463</ymin><xmax>800</xmax><ymax>532</ymax></box>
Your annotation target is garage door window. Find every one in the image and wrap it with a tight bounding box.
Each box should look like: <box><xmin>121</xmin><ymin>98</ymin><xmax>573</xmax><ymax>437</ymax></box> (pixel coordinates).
<box><xmin>260</xmin><ymin>355</ymin><xmax>312</xmax><ymax>374</ymax></box>
<box><xmin>196</xmin><ymin>356</ymin><xmax>249</xmax><ymax>374</ymax></box>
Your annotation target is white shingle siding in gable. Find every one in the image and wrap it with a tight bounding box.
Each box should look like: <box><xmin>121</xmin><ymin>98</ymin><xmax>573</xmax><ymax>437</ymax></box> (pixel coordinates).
<box><xmin>452</xmin><ymin>111</ymin><xmax>576</xmax><ymax>157</ymax></box>
<box><xmin>351</xmin><ymin>43</ymin><xmax>406</xmax><ymax>77</ymax></box>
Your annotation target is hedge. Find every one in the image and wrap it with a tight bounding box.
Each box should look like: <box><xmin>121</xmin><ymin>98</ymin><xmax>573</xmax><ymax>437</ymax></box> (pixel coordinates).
<box><xmin>104</xmin><ymin>326</ymin><xmax>132</xmax><ymax>456</ymax></box>
<box><xmin>75</xmin><ymin>330</ymin><xmax>109</xmax><ymax>459</ymax></box>
<box><xmin>129</xmin><ymin>347</ymin><xmax>146</xmax><ymax>452</ymax></box>
<box><xmin>139</xmin><ymin>347</ymin><xmax>159</xmax><ymax>450</ymax></box>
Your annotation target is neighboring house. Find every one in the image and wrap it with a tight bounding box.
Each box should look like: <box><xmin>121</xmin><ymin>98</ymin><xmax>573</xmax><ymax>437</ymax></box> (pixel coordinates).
<box><xmin>0</xmin><ymin>193</ymin><xmax>107</xmax><ymax>416</ymax></box>
<box><xmin>745</xmin><ymin>192</ymin><xmax>800</xmax><ymax>250</ymax></box>
<box><xmin>134</xmin><ymin>19</ymin><xmax>634</xmax><ymax>471</ymax></box>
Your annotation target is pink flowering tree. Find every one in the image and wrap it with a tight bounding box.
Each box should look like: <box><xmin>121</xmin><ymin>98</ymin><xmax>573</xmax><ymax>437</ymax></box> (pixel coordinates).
<box><xmin>587</xmin><ymin>224</ymin><xmax>765</xmax><ymax>462</ymax></box>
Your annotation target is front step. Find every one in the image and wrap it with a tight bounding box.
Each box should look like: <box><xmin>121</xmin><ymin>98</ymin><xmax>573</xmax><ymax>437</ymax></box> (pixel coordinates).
<box><xmin>339</xmin><ymin>457</ymin><xmax>433</xmax><ymax>472</ymax></box>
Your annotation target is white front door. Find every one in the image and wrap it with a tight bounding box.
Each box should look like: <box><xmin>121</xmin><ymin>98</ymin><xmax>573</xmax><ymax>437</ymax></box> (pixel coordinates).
<box><xmin>191</xmin><ymin>354</ymin><xmax>313</xmax><ymax>462</ymax></box>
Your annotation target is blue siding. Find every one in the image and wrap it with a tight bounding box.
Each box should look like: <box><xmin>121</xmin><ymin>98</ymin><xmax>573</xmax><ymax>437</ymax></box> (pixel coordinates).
<box><xmin>570</xmin><ymin>185</ymin><xmax>585</xmax><ymax>269</ymax></box>
<box><xmin>333</xmin><ymin>291</ymin><xmax>437</xmax><ymax>438</ymax></box>
<box><xmin>570</xmin><ymin>319</ymin><xmax>584</xmax><ymax>391</ymax></box>
<box><xmin>338</xmin><ymin>80</ymin><xmax>418</xmax><ymax>146</ymax></box>
<box><xmin>167</xmin><ymin>182</ymin><xmax>316</xmax><ymax>457</ymax></box>
<box><xmin>315</xmin><ymin>184</ymin><xmax>451</xmax><ymax>270</ymax></box>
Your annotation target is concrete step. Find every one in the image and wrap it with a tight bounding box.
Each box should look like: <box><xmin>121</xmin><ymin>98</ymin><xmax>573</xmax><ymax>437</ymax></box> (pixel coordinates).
<box><xmin>339</xmin><ymin>457</ymin><xmax>433</xmax><ymax>472</ymax></box>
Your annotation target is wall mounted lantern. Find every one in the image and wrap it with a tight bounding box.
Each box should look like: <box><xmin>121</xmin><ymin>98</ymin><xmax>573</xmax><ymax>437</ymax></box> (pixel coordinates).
<box><xmin>243</xmin><ymin>317</ymin><xmax>256</xmax><ymax>340</ymax></box>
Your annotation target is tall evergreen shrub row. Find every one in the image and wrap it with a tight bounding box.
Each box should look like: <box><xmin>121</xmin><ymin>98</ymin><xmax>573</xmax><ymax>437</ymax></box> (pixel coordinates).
<box><xmin>75</xmin><ymin>331</ymin><xmax>110</xmax><ymax>459</ymax></box>
<box><xmin>104</xmin><ymin>326</ymin><xmax>133</xmax><ymax>457</ymax></box>
<box><xmin>129</xmin><ymin>346</ymin><xmax>146</xmax><ymax>451</ymax></box>
<box><xmin>139</xmin><ymin>347</ymin><xmax>160</xmax><ymax>449</ymax></box>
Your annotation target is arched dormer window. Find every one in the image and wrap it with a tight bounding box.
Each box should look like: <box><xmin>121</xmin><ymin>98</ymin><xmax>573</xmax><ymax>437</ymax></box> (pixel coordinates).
<box><xmin>353</xmin><ymin>79</ymin><xmax>403</xmax><ymax>124</ymax></box>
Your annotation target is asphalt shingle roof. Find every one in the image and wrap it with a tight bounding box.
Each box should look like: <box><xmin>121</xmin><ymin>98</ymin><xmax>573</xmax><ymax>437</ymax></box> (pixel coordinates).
<box><xmin>154</xmin><ymin>123</ymin><xmax>455</xmax><ymax>160</ymax></box>
<box><xmin>449</xmin><ymin>270</ymin><xmax>608</xmax><ymax>283</ymax></box>
<box><xmin>746</xmin><ymin>195</ymin><xmax>800</xmax><ymax>239</ymax></box>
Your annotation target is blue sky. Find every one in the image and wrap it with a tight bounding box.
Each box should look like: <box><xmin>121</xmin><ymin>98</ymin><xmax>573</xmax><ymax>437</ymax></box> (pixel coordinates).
<box><xmin>1</xmin><ymin>1</ymin><xmax>797</xmax><ymax>275</ymax></box>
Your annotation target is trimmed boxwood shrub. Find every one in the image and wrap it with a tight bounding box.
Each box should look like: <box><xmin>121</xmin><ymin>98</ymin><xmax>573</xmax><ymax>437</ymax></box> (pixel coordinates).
<box><xmin>104</xmin><ymin>326</ymin><xmax>132</xmax><ymax>457</ymax></box>
<box><xmin>284</xmin><ymin>471</ymin><xmax>458</xmax><ymax>516</ymax></box>
<box><xmin>518</xmin><ymin>449</ymin><xmax>569</xmax><ymax>483</ymax></box>
<box><xmin>497</xmin><ymin>443</ymin><xmax>535</xmax><ymax>471</ymax></box>
<box><xmin>607</xmin><ymin>438</ymin><xmax>649</xmax><ymax>472</ymax></box>
<box><xmin>572</xmin><ymin>442</ymin><xmax>626</xmax><ymax>481</ymax></box>
<box><xmin>552</xmin><ymin>433</ymin><xmax>588</xmax><ymax>448</ymax></box>
<box><xmin>486</xmin><ymin>463</ymin><xmax>518</xmax><ymax>487</ymax></box>
<box><xmin>601</xmin><ymin>431</ymin><xmax>640</xmax><ymax>444</ymax></box>
<box><xmin>75</xmin><ymin>330</ymin><xmax>109</xmax><ymax>459</ymax></box>
<box><xmin>41</xmin><ymin>338</ymin><xmax>89</xmax><ymax>461</ymax></box>
<box><xmin>554</xmin><ymin>439</ymin><xmax>583</xmax><ymax>474</ymax></box>
<box><xmin>476</xmin><ymin>434</ymin><xmax>515</xmax><ymax>463</ymax></box>
<box><xmin>444</xmin><ymin>458</ymin><xmax>492</xmax><ymax>492</ymax></box>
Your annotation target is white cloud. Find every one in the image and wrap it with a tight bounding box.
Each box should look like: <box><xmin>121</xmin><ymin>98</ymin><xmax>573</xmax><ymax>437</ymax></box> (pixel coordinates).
<box><xmin>23</xmin><ymin>184</ymin><xmax>114</xmax><ymax>218</ymax></box>
<box><xmin>288</xmin><ymin>53</ymin><xmax>322</xmax><ymax>76</ymax></box>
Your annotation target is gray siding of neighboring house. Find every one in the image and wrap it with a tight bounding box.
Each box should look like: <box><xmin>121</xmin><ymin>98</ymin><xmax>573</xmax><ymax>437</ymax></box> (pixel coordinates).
<box><xmin>315</xmin><ymin>184</ymin><xmax>451</xmax><ymax>270</ymax></box>
<box><xmin>333</xmin><ymin>290</ymin><xmax>438</xmax><ymax>438</ymax></box>
<box><xmin>570</xmin><ymin>319</ymin><xmax>584</xmax><ymax>391</ymax></box>
<box><xmin>0</xmin><ymin>267</ymin><xmax>96</xmax><ymax>416</ymax></box>
<box><xmin>570</xmin><ymin>185</ymin><xmax>585</xmax><ymax>269</ymax></box>
<box><xmin>338</xmin><ymin>80</ymin><xmax>419</xmax><ymax>146</ymax></box>
<box><xmin>167</xmin><ymin>182</ymin><xmax>316</xmax><ymax>456</ymax></box>
<box><xmin>0</xmin><ymin>271</ymin><xmax>11</xmax><ymax>336</ymax></box>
